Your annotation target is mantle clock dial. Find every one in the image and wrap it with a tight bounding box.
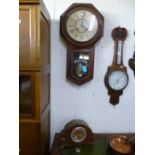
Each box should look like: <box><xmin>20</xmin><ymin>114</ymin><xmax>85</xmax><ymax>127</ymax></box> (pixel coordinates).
<box><xmin>104</xmin><ymin>27</ymin><xmax>129</xmax><ymax>105</ymax></box>
<box><xmin>60</xmin><ymin>3</ymin><xmax>104</xmax><ymax>85</ymax></box>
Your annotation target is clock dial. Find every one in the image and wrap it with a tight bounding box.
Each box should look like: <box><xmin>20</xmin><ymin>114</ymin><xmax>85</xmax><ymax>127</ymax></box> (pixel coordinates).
<box><xmin>108</xmin><ymin>71</ymin><xmax>128</xmax><ymax>91</ymax></box>
<box><xmin>71</xmin><ymin>127</ymin><xmax>87</xmax><ymax>143</ymax></box>
<box><xmin>66</xmin><ymin>10</ymin><xmax>98</xmax><ymax>42</ymax></box>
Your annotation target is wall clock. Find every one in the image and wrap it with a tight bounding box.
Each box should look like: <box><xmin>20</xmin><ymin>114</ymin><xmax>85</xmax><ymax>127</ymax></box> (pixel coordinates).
<box><xmin>60</xmin><ymin>120</ymin><xmax>94</xmax><ymax>149</ymax></box>
<box><xmin>129</xmin><ymin>31</ymin><xmax>135</xmax><ymax>76</ymax></box>
<box><xmin>104</xmin><ymin>27</ymin><xmax>129</xmax><ymax>105</ymax></box>
<box><xmin>60</xmin><ymin>3</ymin><xmax>104</xmax><ymax>85</ymax></box>
<box><xmin>129</xmin><ymin>51</ymin><xmax>135</xmax><ymax>76</ymax></box>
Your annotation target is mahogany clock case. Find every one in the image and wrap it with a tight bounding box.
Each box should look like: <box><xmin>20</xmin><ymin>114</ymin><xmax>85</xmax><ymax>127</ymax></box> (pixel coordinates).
<box><xmin>60</xmin><ymin>3</ymin><xmax>104</xmax><ymax>85</ymax></box>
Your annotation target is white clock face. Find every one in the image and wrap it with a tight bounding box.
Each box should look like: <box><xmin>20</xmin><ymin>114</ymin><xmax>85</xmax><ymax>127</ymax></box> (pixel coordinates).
<box><xmin>71</xmin><ymin>127</ymin><xmax>87</xmax><ymax>143</ymax></box>
<box><xmin>108</xmin><ymin>71</ymin><xmax>128</xmax><ymax>91</ymax></box>
<box><xmin>66</xmin><ymin>10</ymin><xmax>98</xmax><ymax>42</ymax></box>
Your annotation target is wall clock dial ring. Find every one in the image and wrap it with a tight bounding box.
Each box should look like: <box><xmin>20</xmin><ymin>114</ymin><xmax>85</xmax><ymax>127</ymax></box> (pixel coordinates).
<box><xmin>65</xmin><ymin>9</ymin><xmax>98</xmax><ymax>43</ymax></box>
<box><xmin>60</xmin><ymin>3</ymin><xmax>104</xmax><ymax>47</ymax></box>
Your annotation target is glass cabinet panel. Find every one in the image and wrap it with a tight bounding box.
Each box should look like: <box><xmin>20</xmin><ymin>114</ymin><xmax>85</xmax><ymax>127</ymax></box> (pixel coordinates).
<box><xmin>19</xmin><ymin>75</ymin><xmax>34</xmax><ymax>116</ymax></box>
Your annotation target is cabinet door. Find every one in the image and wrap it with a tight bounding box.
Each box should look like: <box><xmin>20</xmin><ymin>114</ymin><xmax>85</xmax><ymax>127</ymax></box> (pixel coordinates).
<box><xmin>19</xmin><ymin>122</ymin><xmax>40</xmax><ymax>155</ymax></box>
<box><xmin>19</xmin><ymin>72</ymin><xmax>40</xmax><ymax>119</ymax></box>
<box><xmin>19</xmin><ymin>5</ymin><xmax>39</xmax><ymax>70</ymax></box>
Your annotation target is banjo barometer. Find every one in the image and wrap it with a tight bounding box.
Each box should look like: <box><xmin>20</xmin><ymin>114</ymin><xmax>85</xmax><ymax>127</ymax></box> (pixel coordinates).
<box><xmin>105</xmin><ymin>27</ymin><xmax>129</xmax><ymax>105</ymax></box>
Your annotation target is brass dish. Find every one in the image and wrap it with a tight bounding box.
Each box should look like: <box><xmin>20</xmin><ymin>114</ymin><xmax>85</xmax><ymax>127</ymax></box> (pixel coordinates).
<box><xmin>108</xmin><ymin>135</ymin><xmax>134</xmax><ymax>155</ymax></box>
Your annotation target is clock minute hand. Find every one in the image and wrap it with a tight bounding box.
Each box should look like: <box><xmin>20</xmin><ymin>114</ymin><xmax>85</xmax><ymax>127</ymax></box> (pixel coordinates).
<box><xmin>81</xmin><ymin>11</ymin><xmax>87</xmax><ymax>28</ymax></box>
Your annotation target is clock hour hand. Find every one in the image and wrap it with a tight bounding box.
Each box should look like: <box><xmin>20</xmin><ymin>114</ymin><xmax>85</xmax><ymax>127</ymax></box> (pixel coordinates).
<box><xmin>82</xmin><ymin>24</ymin><xmax>88</xmax><ymax>31</ymax></box>
<box><xmin>81</xmin><ymin>12</ymin><xmax>88</xmax><ymax>31</ymax></box>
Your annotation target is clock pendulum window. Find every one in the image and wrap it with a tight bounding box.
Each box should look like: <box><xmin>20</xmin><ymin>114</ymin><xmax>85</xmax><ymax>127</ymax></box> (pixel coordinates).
<box><xmin>60</xmin><ymin>3</ymin><xmax>104</xmax><ymax>85</ymax></box>
<box><xmin>104</xmin><ymin>27</ymin><xmax>129</xmax><ymax>105</ymax></box>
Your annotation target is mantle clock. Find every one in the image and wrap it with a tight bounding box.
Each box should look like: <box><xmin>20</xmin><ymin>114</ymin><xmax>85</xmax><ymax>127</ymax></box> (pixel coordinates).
<box><xmin>60</xmin><ymin>120</ymin><xmax>94</xmax><ymax>150</ymax></box>
<box><xmin>60</xmin><ymin>3</ymin><xmax>104</xmax><ymax>85</ymax></box>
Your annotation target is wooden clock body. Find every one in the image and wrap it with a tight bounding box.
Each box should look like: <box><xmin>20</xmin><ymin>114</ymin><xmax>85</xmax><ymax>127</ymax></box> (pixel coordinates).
<box><xmin>60</xmin><ymin>3</ymin><xmax>104</xmax><ymax>85</ymax></box>
<box><xmin>105</xmin><ymin>27</ymin><xmax>129</xmax><ymax>105</ymax></box>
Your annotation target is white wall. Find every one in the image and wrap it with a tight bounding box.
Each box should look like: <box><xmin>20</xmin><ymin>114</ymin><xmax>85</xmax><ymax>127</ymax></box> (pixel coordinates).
<box><xmin>44</xmin><ymin>0</ymin><xmax>135</xmax><ymax>146</ymax></box>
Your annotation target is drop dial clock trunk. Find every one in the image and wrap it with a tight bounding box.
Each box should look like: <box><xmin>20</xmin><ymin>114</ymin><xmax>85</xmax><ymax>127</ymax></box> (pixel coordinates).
<box><xmin>105</xmin><ymin>27</ymin><xmax>129</xmax><ymax>105</ymax></box>
<box><xmin>60</xmin><ymin>3</ymin><xmax>104</xmax><ymax>85</ymax></box>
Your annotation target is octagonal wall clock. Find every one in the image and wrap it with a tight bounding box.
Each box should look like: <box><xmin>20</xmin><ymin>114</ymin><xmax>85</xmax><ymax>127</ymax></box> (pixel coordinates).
<box><xmin>60</xmin><ymin>3</ymin><xmax>104</xmax><ymax>85</ymax></box>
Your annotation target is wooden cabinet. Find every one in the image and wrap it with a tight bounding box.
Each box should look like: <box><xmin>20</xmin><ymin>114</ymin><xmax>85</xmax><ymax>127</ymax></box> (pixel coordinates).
<box><xmin>19</xmin><ymin>0</ymin><xmax>51</xmax><ymax>155</ymax></box>
<box><xmin>19</xmin><ymin>2</ymin><xmax>50</xmax><ymax>71</ymax></box>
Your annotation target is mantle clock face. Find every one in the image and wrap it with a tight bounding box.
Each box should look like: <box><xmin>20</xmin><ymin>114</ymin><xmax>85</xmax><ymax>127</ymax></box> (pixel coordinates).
<box><xmin>60</xmin><ymin>3</ymin><xmax>104</xmax><ymax>85</ymax></box>
<box><xmin>104</xmin><ymin>27</ymin><xmax>129</xmax><ymax>105</ymax></box>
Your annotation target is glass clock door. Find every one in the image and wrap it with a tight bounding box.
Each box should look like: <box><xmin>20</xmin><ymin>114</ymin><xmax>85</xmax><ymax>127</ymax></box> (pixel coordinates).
<box><xmin>72</xmin><ymin>52</ymin><xmax>89</xmax><ymax>79</ymax></box>
<box><xmin>19</xmin><ymin>73</ymin><xmax>36</xmax><ymax>118</ymax></box>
